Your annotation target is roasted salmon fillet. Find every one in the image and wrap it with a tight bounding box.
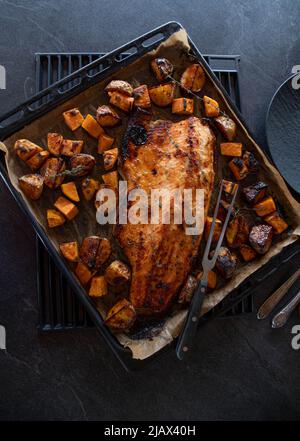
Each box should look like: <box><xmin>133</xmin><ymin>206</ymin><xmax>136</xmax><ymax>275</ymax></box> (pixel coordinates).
<box><xmin>116</xmin><ymin>115</ymin><xmax>215</xmax><ymax>315</ymax></box>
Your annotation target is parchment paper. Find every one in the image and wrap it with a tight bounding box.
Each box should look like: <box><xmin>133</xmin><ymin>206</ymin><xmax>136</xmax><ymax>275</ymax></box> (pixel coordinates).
<box><xmin>1</xmin><ymin>29</ymin><xmax>300</xmax><ymax>360</ymax></box>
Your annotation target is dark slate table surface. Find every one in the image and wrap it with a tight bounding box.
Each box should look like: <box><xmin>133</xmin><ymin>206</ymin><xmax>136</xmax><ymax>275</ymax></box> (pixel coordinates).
<box><xmin>0</xmin><ymin>0</ymin><xmax>300</xmax><ymax>421</ymax></box>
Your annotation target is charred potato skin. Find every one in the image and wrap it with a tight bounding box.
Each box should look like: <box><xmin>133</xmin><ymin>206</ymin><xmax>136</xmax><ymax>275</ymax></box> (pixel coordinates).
<box><xmin>18</xmin><ymin>174</ymin><xmax>44</xmax><ymax>200</ymax></box>
<box><xmin>249</xmin><ymin>224</ymin><xmax>273</xmax><ymax>254</ymax></box>
<box><xmin>69</xmin><ymin>154</ymin><xmax>96</xmax><ymax>177</ymax></box>
<box><xmin>242</xmin><ymin>181</ymin><xmax>268</xmax><ymax>205</ymax></box>
<box><xmin>96</xmin><ymin>105</ymin><xmax>121</xmax><ymax>127</ymax></box>
<box><xmin>150</xmin><ymin>58</ymin><xmax>174</xmax><ymax>81</ymax></box>
<box><xmin>214</xmin><ymin>246</ymin><xmax>238</xmax><ymax>279</ymax></box>
<box><xmin>243</xmin><ymin>151</ymin><xmax>259</xmax><ymax>172</ymax></box>
<box><xmin>79</xmin><ymin>236</ymin><xmax>101</xmax><ymax>270</ymax></box>
<box><xmin>105</xmin><ymin>260</ymin><xmax>131</xmax><ymax>286</ymax></box>
<box><xmin>105</xmin><ymin>298</ymin><xmax>136</xmax><ymax>331</ymax></box>
<box><xmin>229</xmin><ymin>157</ymin><xmax>249</xmax><ymax>181</ymax></box>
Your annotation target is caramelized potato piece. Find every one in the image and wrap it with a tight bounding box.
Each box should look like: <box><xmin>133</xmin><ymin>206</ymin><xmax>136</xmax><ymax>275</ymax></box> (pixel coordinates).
<box><xmin>178</xmin><ymin>275</ymin><xmax>198</xmax><ymax>304</ymax></box>
<box><xmin>96</xmin><ymin>105</ymin><xmax>121</xmax><ymax>127</ymax></box>
<box><xmin>105</xmin><ymin>298</ymin><xmax>136</xmax><ymax>330</ymax></box>
<box><xmin>18</xmin><ymin>174</ymin><xmax>44</xmax><ymax>200</ymax></box>
<box><xmin>98</xmin><ymin>134</ymin><xmax>115</xmax><ymax>153</ymax></box>
<box><xmin>229</xmin><ymin>157</ymin><xmax>249</xmax><ymax>181</ymax></box>
<box><xmin>223</xmin><ymin>180</ymin><xmax>239</xmax><ymax>197</ymax></box>
<box><xmin>61</xmin><ymin>139</ymin><xmax>84</xmax><ymax>156</ymax></box>
<box><xmin>105</xmin><ymin>260</ymin><xmax>131</xmax><ymax>286</ymax></box>
<box><xmin>63</xmin><ymin>108</ymin><xmax>84</xmax><ymax>131</ymax></box>
<box><xmin>172</xmin><ymin>98</ymin><xmax>194</xmax><ymax>115</ymax></box>
<box><xmin>214</xmin><ymin>246</ymin><xmax>238</xmax><ymax>279</ymax></box>
<box><xmin>69</xmin><ymin>154</ymin><xmax>96</xmax><ymax>177</ymax></box>
<box><xmin>61</xmin><ymin>181</ymin><xmax>79</xmax><ymax>202</ymax></box>
<box><xmin>41</xmin><ymin>157</ymin><xmax>66</xmax><ymax>189</ymax></box>
<box><xmin>14</xmin><ymin>139</ymin><xmax>43</xmax><ymax>162</ymax></box>
<box><xmin>243</xmin><ymin>151</ymin><xmax>259</xmax><ymax>172</ymax></box>
<box><xmin>242</xmin><ymin>181</ymin><xmax>268</xmax><ymax>205</ymax></box>
<box><xmin>204</xmin><ymin>217</ymin><xmax>222</xmax><ymax>242</ymax></box>
<box><xmin>81</xmin><ymin>177</ymin><xmax>99</xmax><ymax>201</ymax></box>
<box><xmin>109</xmin><ymin>91</ymin><xmax>134</xmax><ymax>113</ymax></box>
<box><xmin>254</xmin><ymin>196</ymin><xmax>276</xmax><ymax>217</ymax></box>
<box><xmin>103</xmin><ymin>148</ymin><xmax>118</xmax><ymax>171</ymax></box>
<box><xmin>180</xmin><ymin>63</ymin><xmax>206</xmax><ymax>92</ymax></box>
<box><xmin>133</xmin><ymin>85</ymin><xmax>151</xmax><ymax>109</ymax></box>
<box><xmin>150</xmin><ymin>57</ymin><xmax>173</xmax><ymax>81</ymax></box>
<box><xmin>89</xmin><ymin>276</ymin><xmax>108</xmax><ymax>298</ymax></box>
<box><xmin>47</xmin><ymin>209</ymin><xmax>65</xmax><ymax>228</ymax></box>
<box><xmin>95</xmin><ymin>237</ymin><xmax>112</xmax><ymax>267</ymax></box>
<box><xmin>26</xmin><ymin>150</ymin><xmax>50</xmax><ymax>171</ymax></box>
<box><xmin>198</xmin><ymin>270</ymin><xmax>218</xmax><ymax>290</ymax></box>
<box><xmin>249</xmin><ymin>224</ymin><xmax>273</xmax><ymax>254</ymax></box>
<box><xmin>80</xmin><ymin>236</ymin><xmax>101</xmax><ymax>269</ymax></box>
<box><xmin>59</xmin><ymin>241</ymin><xmax>79</xmax><ymax>262</ymax></box>
<box><xmin>54</xmin><ymin>196</ymin><xmax>79</xmax><ymax>220</ymax></box>
<box><xmin>220</xmin><ymin>142</ymin><xmax>242</xmax><ymax>157</ymax></box>
<box><xmin>81</xmin><ymin>114</ymin><xmax>104</xmax><ymax>138</ymax></box>
<box><xmin>105</xmin><ymin>80</ymin><xmax>133</xmax><ymax>96</ymax></box>
<box><xmin>149</xmin><ymin>82</ymin><xmax>175</xmax><ymax>107</ymax></box>
<box><xmin>203</xmin><ymin>95</ymin><xmax>220</xmax><ymax>117</ymax></box>
<box><xmin>239</xmin><ymin>244</ymin><xmax>257</xmax><ymax>262</ymax></box>
<box><xmin>265</xmin><ymin>212</ymin><xmax>288</xmax><ymax>234</ymax></box>
<box><xmin>226</xmin><ymin>215</ymin><xmax>250</xmax><ymax>248</ymax></box>
<box><xmin>102</xmin><ymin>170</ymin><xmax>118</xmax><ymax>188</ymax></box>
<box><xmin>226</xmin><ymin>217</ymin><xmax>239</xmax><ymax>247</ymax></box>
<box><xmin>75</xmin><ymin>262</ymin><xmax>94</xmax><ymax>285</ymax></box>
<box><xmin>217</xmin><ymin>199</ymin><xmax>236</xmax><ymax>222</ymax></box>
<box><xmin>215</xmin><ymin>116</ymin><xmax>237</xmax><ymax>141</ymax></box>
<box><xmin>47</xmin><ymin>133</ymin><xmax>63</xmax><ymax>156</ymax></box>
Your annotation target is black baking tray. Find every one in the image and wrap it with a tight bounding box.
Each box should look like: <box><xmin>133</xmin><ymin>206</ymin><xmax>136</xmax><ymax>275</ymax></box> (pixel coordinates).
<box><xmin>0</xmin><ymin>21</ymin><xmax>299</xmax><ymax>371</ymax></box>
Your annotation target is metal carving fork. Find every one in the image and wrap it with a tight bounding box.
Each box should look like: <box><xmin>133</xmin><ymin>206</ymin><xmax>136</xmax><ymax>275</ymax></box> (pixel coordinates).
<box><xmin>176</xmin><ymin>179</ymin><xmax>239</xmax><ymax>360</ymax></box>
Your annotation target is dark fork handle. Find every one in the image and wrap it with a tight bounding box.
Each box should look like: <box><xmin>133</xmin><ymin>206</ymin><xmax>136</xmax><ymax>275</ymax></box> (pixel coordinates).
<box><xmin>176</xmin><ymin>280</ymin><xmax>207</xmax><ymax>360</ymax></box>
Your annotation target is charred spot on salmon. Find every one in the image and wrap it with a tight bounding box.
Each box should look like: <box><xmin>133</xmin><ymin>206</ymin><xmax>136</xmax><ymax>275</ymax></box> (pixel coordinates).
<box><xmin>128</xmin><ymin>125</ymin><xmax>148</xmax><ymax>145</ymax></box>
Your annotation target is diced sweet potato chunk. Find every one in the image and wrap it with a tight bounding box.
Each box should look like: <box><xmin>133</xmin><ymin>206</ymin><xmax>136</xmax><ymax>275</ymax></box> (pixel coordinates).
<box><xmin>133</xmin><ymin>85</ymin><xmax>151</xmax><ymax>109</ymax></box>
<box><xmin>95</xmin><ymin>237</ymin><xmax>112</xmax><ymax>267</ymax></box>
<box><xmin>105</xmin><ymin>298</ymin><xmax>136</xmax><ymax>330</ymax></box>
<box><xmin>249</xmin><ymin>224</ymin><xmax>273</xmax><ymax>254</ymax></box>
<box><xmin>223</xmin><ymin>180</ymin><xmax>239</xmax><ymax>196</ymax></box>
<box><xmin>220</xmin><ymin>142</ymin><xmax>242</xmax><ymax>157</ymax></box>
<box><xmin>149</xmin><ymin>82</ymin><xmax>175</xmax><ymax>107</ymax></box>
<box><xmin>254</xmin><ymin>196</ymin><xmax>276</xmax><ymax>217</ymax></box>
<box><xmin>96</xmin><ymin>105</ymin><xmax>121</xmax><ymax>127</ymax></box>
<box><xmin>75</xmin><ymin>262</ymin><xmax>93</xmax><ymax>285</ymax></box>
<box><xmin>229</xmin><ymin>157</ymin><xmax>249</xmax><ymax>181</ymax></box>
<box><xmin>226</xmin><ymin>217</ymin><xmax>239</xmax><ymax>247</ymax></box>
<box><xmin>61</xmin><ymin>139</ymin><xmax>84</xmax><ymax>156</ymax></box>
<box><xmin>47</xmin><ymin>133</ymin><xmax>63</xmax><ymax>156</ymax></box>
<box><xmin>69</xmin><ymin>154</ymin><xmax>96</xmax><ymax>177</ymax></box>
<box><xmin>150</xmin><ymin>58</ymin><xmax>173</xmax><ymax>81</ymax></box>
<box><xmin>59</xmin><ymin>241</ymin><xmax>79</xmax><ymax>262</ymax></box>
<box><xmin>265</xmin><ymin>212</ymin><xmax>288</xmax><ymax>234</ymax></box>
<box><xmin>103</xmin><ymin>148</ymin><xmax>118</xmax><ymax>171</ymax></box>
<box><xmin>243</xmin><ymin>151</ymin><xmax>259</xmax><ymax>171</ymax></box>
<box><xmin>105</xmin><ymin>260</ymin><xmax>131</xmax><ymax>286</ymax></box>
<box><xmin>204</xmin><ymin>217</ymin><xmax>222</xmax><ymax>242</ymax></box>
<box><xmin>79</xmin><ymin>236</ymin><xmax>100</xmax><ymax>269</ymax></box>
<box><xmin>217</xmin><ymin>199</ymin><xmax>236</xmax><ymax>222</ymax></box>
<box><xmin>108</xmin><ymin>91</ymin><xmax>134</xmax><ymax>113</ymax></box>
<box><xmin>105</xmin><ymin>80</ymin><xmax>133</xmax><ymax>96</ymax></box>
<box><xmin>203</xmin><ymin>95</ymin><xmax>220</xmax><ymax>117</ymax></box>
<box><xmin>26</xmin><ymin>150</ymin><xmax>50</xmax><ymax>171</ymax></box>
<box><xmin>81</xmin><ymin>114</ymin><xmax>104</xmax><ymax>138</ymax></box>
<box><xmin>41</xmin><ymin>157</ymin><xmax>66</xmax><ymax>189</ymax></box>
<box><xmin>227</xmin><ymin>215</ymin><xmax>251</xmax><ymax>248</ymax></box>
<box><xmin>215</xmin><ymin>116</ymin><xmax>237</xmax><ymax>141</ymax></box>
<box><xmin>61</xmin><ymin>181</ymin><xmax>79</xmax><ymax>202</ymax></box>
<box><xmin>54</xmin><ymin>196</ymin><xmax>79</xmax><ymax>220</ymax></box>
<box><xmin>172</xmin><ymin>98</ymin><xmax>194</xmax><ymax>115</ymax></box>
<box><xmin>98</xmin><ymin>134</ymin><xmax>115</xmax><ymax>153</ymax></box>
<box><xmin>242</xmin><ymin>181</ymin><xmax>268</xmax><ymax>205</ymax></box>
<box><xmin>63</xmin><ymin>108</ymin><xmax>84</xmax><ymax>131</ymax></box>
<box><xmin>18</xmin><ymin>174</ymin><xmax>44</xmax><ymax>200</ymax></box>
<box><xmin>14</xmin><ymin>139</ymin><xmax>43</xmax><ymax>162</ymax></box>
<box><xmin>102</xmin><ymin>171</ymin><xmax>118</xmax><ymax>188</ymax></box>
<box><xmin>81</xmin><ymin>177</ymin><xmax>99</xmax><ymax>201</ymax></box>
<box><xmin>180</xmin><ymin>64</ymin><xmax>206</xmax><ymax>92</ymax></box>
<box><xmin>47</xmin><ymin>209</ymin><xmax>65</xmax><ymax>228</ymax></box>
<box><xmin>239</xmin><ymin>244</ymin><xmax>257</xmax><ymax>262</ymax></box>
<box><xmin>89</xmin><ymin>276</ymin><xmax>108</xmax><ymax>298</ymax></box>
<box><xmin>214</xmin><ymin>246</ymin><xmax>238</xmax><ymax>279</ymax></box>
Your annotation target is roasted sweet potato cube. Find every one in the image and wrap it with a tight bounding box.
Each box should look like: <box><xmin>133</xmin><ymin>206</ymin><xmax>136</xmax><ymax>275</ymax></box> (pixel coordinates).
<box><xmin>254</xmin><ymin>196</ymin><xmax>276</xmax><ymax>217</ymax></box>
<box><xmin>81</xmin><ymin>177</ymin><xmax>99</xmax><ymax>201</ymax></box>
<box><xmin>178</xmin><ymin>275</ymin><xmax>198</xmax><ymax>303</ymax></box>
<box><xmin>197</xmin><ymin>270</ymin><xmax>218</xmax><ymax>291</ymax></box>
<box><xmin>14</xmin><ymin>139</ymin><xmax>43</xmax><ymax>162</ymax></box>
<box><xmin>63</xmin><ymin>108</ymin><xmax>84</xmax><ymax>131</ymax></box>
<box><xmin>69</xmin><ymin>154</ymin><xmax>96</xmax><ymax>177</ymax></box>
<box><xmin>109</xmin><ymin>91</ymin><xmax>134</xmax><ymax>113</ymax></box>
<box><xmin>59</xmin><ymin>241</ymin><xmax>79</xmax><ymax>262</ymax></box>
<box><xmin>47</xmin><ymin>133</ymin><xmax>63</xmax><ymax>156</ymax></box>
<box><xmin>180</xmin><ymin>64</ymin><xmax>206</xmax><ymax>92</ymax></box>
<box><xmin>98</xmin><ymin>134</ymin><xmax>115</xmax><ymax>153</ymax></box>
<box><xmin>149</xmin><ymin>83</ymin><xmax>175</xmax><ymax>107</ymax></box>
<box><xmin>61</xmin><ymin>139</ymin><xmax>84</xmax><ymax>157</ymax></box>
<box><xmin>235</xmin><ymin>216</ymin><xmax>251</xmax><ymax>247</ymax></box>
<box><xmin>242</xmin><ymin>181</ymin><xmax>268</xmax><ymax>205</ymax></box>
<box><xmin>105</xmin><ymin>260</ymin><xmax>131</xmax><ymax>286</ymax></box>
<box><xmin>95</xmin><ymin>237</ymin><xmax>112</xmax><ymax>266</ymax></box>
<box><xmin>217</xmin><ymin>199</ymin><xmax>236</xmax><ymax>222</ymax></box>
<box><xmin>220</xmin><ymin>142</ymin><xmax>242</xmax><ymax>157</ymax></box>
<box><xmin>204</xmin><ymin>217</ymin><xmax>222</xmax><ymax>242</ymax></box>
<box><xmin>54</xmin><ymin>196</ymin><xmax>78</xmax><ymax>220</ymax></box>
<box><xmin>249</xmin><ymin>224</ymin><xmax>273</xmax><ymax>254</ymax></box>
<box><xmin>79</xmin><ymin>236</ymin><xmax>100</xmax><ymax>269</ymax></box>
<box><xmin>105</xmin><ymin>80</ymin><xmax>133</xmax><ymax>96</ymax></box>
<box><xmin>105</xmin><ymin>298</ymin><xmax>136</xmax><ymax>330</ymax></box>
<box><xmin>81</xmin><ymin>114</ymin><xmax>104</xmax><ymax>138</ymax></box>
<box><xmin>172</xmin><ymin>98</ymin><xmax>194</xmax><ymax>115</ymax></box>
<box><xmin>150</xmin><ymin>57</ymin><xmax>174</xmax><ymax>81</ymax></box>
<box><xmin>229</xmin><ymin>157</ymin><xmax>249</xmax><ymax>181</ymax></box>
<box><xmin>265</xmin><ymin>212</ymin><xmax>288</xmax><ymax>234</ymax></box>
<box><xmin>89</xmin><ymin>276</ymin><xmax>108</xmax><ymax>298</ymax></box>
<box><xmin>215</xmin><ymin>116</ymin><xmax>237</xmax><ymax>141</ymax></box>
<box><xmin>61</xmin><ymin>181</ymin><xmax>79</xmax><ymax>202</ymax></box>
<box><xmin>18</xmin><ymin>174</ymin><xmax>44</xmax><ymax>200</ymax></box>
<box><xmin>26</xmin><ymin>150</ymin><xmax>49</xmax><ymax>171</ymax></box>
<box><xmin>47</xmin><ymin>209</ymin><xmax>65</xmax><ymax>228</ymax></box>
<box><xmin>226</xmin><ymin>217</ymin><xmax>239</xmax><ymax>247</ymax></box>
<box><xmin>75</xmin><ymin>262</ymin><xmax>94</xmax><ymax>285</ymax></box>
<box><xmin>133</xmin><ymin>85</ymin><xmax>151</xmax><ymax>109</ymax></box>
<box><xmin>96</xmin><ymin>105</ymin><xmax>121</xmax><ymax>127</ymax></box>
<box><xmin>243</xmin><ymin>151</ymin><xmax>259</xmax><ymax>171</ymax></box>
<box><xmin>103</xmin><ymin>148</ymin><xmax>118</xmax><ymax>171</ymax></box>
<box><xmin>214</xmin><ymin>246</ymin><xmax>238</xmax><ymax>279</ymax></box>
<box><xmin>203</xmin><ymin>95</ymin><xmax>220</xmax><ymax>117</ymax></box>
<box><xmin>41</xmin><ymin>157</ymin><xmax>66</xmax><ymax>189</ymax></box>
<box><xmin>102</xmin><ymin>171</ymin><xmax>118</xmax><ymax>188</ymax></box>
<box><xmin>223</xmin><ymin>180</ymin><xmax>239</xmax><ymax>196</ymax></box>
<box><xmin>239</xmin><ymin>244</ymin><xmax>257</xmax><ymax>262</ymax></box>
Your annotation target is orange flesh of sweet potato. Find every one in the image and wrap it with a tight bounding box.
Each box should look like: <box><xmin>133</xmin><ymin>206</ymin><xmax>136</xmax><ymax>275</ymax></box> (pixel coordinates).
<box><xmin>180</xmin><ymin>64</ymin><xmax>206</xmax><ymax>92</ymax></box>
<box><xmin>54</xmin><ymin>196</ymin><xmax>79</xmax><ymax>220</ymax></box>
<box><xmin>226</xmin><ymin>217</ymin><xmax>239</xmax><ymax>247</ymax></box>
<box><xmin>105</xmin><ymin>260</ymin><xmax>131</xmax><ymax>286</ymax></box>
<box><xmin>265</xmin><ymin>211</ymin><xmax>288</xmax><ymax>234</ymax></box>
<box><xmin>103</xmin><ymin>148</ymin><xmax>118</xmax><ymax>171</ymax></box>
<box><xmin>102</xmin><ymin>171</ymin><xmax>118</xmax><ymax>188</ymax></box>
<box><xmin>254</xmin><ymin>196</ymin><xmax>276</xmax><ymax>217</ymax></box>
<box><xmin>61</xmin><ymin>139</ymin><xmax>84</xmax><ymax>156</ymax></box>
<box><xmin>105</xmin><ymin>298</ymin><xmax>136</xmax><ymax>330</ymax></box>
<box><xmin>223</xmin><ymin>180</ymin><xmax>239</xmax><ymax>196</ymax></box>
<box><xmin>229</xmin><ymin>158</ymin><xmax>249</xmax><ymax>180</ymax></box>
<box><xmin>133</xmin><ymin>85</ymin><xmax>151</xmax><ymax>108</ymax></box>
<box><xmin>204</xmin><ymin>217</ymin><xmax>222</xmax><ymax>242</ymax></box>
<box><xmin>61</xmin><ymin>181</ymin><xmax>80</xmax><ymax>202</ymax></box>
<box><xmin>59</xmin><ymin>241</ymin><xmax>79</xmax><ymax>262</ymax></box>
<box><xmin>41</xmin><ymin>157</ymin><xmax>66</xmax><ymax>189</ymax></box>
<box><xmin>96</xmin><ymin>105</ymin><xmax>121</xmax><ymax>127</ymax></box>
<box><xmin>95</xmin><ymin>238</ymin><xmax>112</xmax><ymax>266</ymax></box>
<box><xmin>14</xmin><ymin>139</ymin><xmax>43</xmax><ymax>162</ymax></box>
<box><xmin>26</xmin><ymin>150</ymin><xmax>50</xmax><ymax>171</ymax></box>
<box><xmin>75</xmin><ymin>262</ymin><xmax>94</xmax><ymax>285</ymax></box>
<box><xmin>172</xmin><ymin>98</ymin><xmax>194</xmax><ymax>115</ymax></box>
<box><xmin>81</xmin><ymin>177</ymin><xmax>99</xmax><ymax>201</ymax></box>
<box><xmin>149</xmin><ymin>83</ymin><xmax>175</xmax><ymax>107</ymax></box>
<box><xmin>203</xmin><ymin>95</ymin><xmax>220</xmax><ymax>117</ymax></box>
<box><xmin>18</xmin><ymin>174</ymin><xmax>44</xmax><ymax>200</ymax></box>
<box><xmin>239</xmin><ymin>244</ymin><xmax>257</xmax><ymax>262</ymax></box>
<box><xmin>242</xmin><ymin>181</ymin><xmax>268</xmax><ymax>205</ymax></box>
<box><xmin>198</xmin><ymin>270</ymin><xmax>218</xmax><ymax>290</ymax></box>
<box><xmin>98</xmin><ymin>134</ymin><xmax>115</xmax><ymax>153</ymax></box>
<box><xmin>89</xmin><ymin>276</ymin><xmax>108</xmax><ymax>297</ymax></box>
<box><xmin>215</xmin><ymin>116</ymin><xmax>237</xmax><ymax>141</ymax></box>
<box><xmin>47</xmin><ymin>133</ymin><xmax>63</xmax><ymax>156</ymax></box>
<box><xmin>47</xmin><ymin>209</ymin><xmax>65</xmax><ymax>228</ymax></box>
<box><xmin>109</xmin><ymin>91</ymin><xmax>134</xmax><ymax>113</ymax></box>
<box><xmin>63</xmin><ymin>108</ymin><xmax>84</xmax><ymax>131</ymax></box>
<box><xmin>220</xmin><ymin>142</ymin><xmax>242</xmax><ymax>157</ymax></box>
<box><xmin>81</xmin><ymin>114</ymin><xmax>104</xmax><ymax>138</ymax></box>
